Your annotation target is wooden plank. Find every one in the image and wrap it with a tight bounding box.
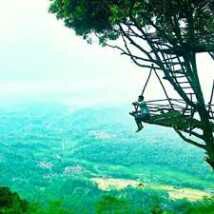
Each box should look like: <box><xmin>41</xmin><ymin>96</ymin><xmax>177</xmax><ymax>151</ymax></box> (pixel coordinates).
<box><xmin>162</xmin><ymin>56</ymin><xmax>178</xmax><ymax>61</ymax></box>
<box><xmin>172</xmin><ymin>75</ymin><xmax>186</xmax><ymax>78</ymax></box>
<box><xmin>146</xmin><ymin>99</ymin><xmax>172</xmax><ymax>103</ymax></box>
<box><xmin>142</xmin><ymin>111</ymin><xmax>214</xmax><ymax>132</ymax></box>
<box><xmin>172</xmin><ymin>69</ymin><xmax>185</xmax><ymax>74</ymax></box>
<box><xmin>176</xmin><ymin>81</ymin><xmax>189</xmax><ymax>84</ymax></box>
<box><xmin>182</xmin><ymin>86</ymin><xmax>192</xmax><ymax>89</ymax></box>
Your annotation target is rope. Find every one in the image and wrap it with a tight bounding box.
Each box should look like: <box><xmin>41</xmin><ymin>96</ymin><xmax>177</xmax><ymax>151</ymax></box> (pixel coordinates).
<box><xmin>141</xmin><ymin>66</ymin><xmax>153</xmax><ymax>96</ymax></box>
<box><xmin>140</xmin><ymin>64</ymin><xmax>174</xmax><ymax>110</ymax></box>
<box><xmin>153</xmin><ymin>66</ymin><xmax>174</xmax><ymax>110</ymax></box>
<box><xmin>208</xmin><ymin>80</ymin><xmax>214</xmax><ymax>118</ymax></box>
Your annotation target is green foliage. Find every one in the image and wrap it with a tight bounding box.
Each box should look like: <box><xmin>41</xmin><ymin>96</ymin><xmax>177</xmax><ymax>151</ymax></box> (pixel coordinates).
<box><xmin>49</xmin><ymin>0</ymin><xmax>214</xmax><ymax>47</ymax></box>
<box><xmin>95</xmin><ymin>194</ymin><xmax>214</xmax><ymax>214</ymax></box>
<box><xmin>28</xmin><ymin>201</ymin><xmax>72</xmax><ymax>214</ymax></box>
<box><xmin>0</xmin><ymin>186</ymin><xmax>28</xmax><ymax>214</ymax></box>
<box><xmin>1</xmin><ymin>186</ymin><xmax>214</xmax><ymax>214</ymax></box>
<box><xmin>183</xmin><ymin>197</ymin><xmax>214</xmax><ymax>214</ymax></box>
<box><xmin>95</xmin><ymin>195</ymin><xmax>130</xmax><ymax>214</ymax></box>
<box><xmin>0</xmin><ymin>186</ymin><xmax>71</xmax><ymax>214</ymax></box>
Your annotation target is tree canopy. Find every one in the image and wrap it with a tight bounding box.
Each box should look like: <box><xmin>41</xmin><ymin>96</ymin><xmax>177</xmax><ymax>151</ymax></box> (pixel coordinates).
<box><xmin>49</xmin><ymin>0</ymin><xmax>214</xmax><ymax>53</ymax></box>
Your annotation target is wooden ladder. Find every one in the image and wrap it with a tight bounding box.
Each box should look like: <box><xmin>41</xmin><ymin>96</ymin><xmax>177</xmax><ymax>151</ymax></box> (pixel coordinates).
<box><xmin>163</xmin><ymin>53</ymin><xmax>197</xmax><ymax>105</ymax></box>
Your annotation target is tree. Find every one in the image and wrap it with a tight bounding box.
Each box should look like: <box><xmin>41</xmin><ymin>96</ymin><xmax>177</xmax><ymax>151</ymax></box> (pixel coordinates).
<box><xmin>49</xmin><ymin>0</ymin><xmax>214</xmax><ymax>169</ymax></box>
<box><xmin>95</xmin><ymin>195</ymin><xmax>130</xmax><ymax>213</ymax></box>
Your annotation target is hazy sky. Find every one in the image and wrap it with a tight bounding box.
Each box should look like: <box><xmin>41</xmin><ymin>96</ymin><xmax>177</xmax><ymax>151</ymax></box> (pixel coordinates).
<box><xmin>0</xmin><ymin>0</ymin><xmax>213</xmax><ymax>105</ymax></box>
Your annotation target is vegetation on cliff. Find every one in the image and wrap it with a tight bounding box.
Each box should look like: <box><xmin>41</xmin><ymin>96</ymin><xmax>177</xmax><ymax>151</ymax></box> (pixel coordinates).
<box><xmin>0</xmin><ymin>186</ymin><xmax>213</xmax><ymax>214</ymax></box>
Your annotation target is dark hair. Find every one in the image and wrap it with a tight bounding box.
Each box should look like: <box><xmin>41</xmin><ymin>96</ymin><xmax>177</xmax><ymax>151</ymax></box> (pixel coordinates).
<box><xmin>138</xmin><ymin>95</ymin><xmax>144</xmax><ymax>100</ymax></box>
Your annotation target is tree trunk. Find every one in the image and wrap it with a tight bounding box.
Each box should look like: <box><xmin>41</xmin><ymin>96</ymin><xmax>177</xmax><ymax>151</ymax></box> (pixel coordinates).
<box><xmin>188</xmin><ymin>53</ymin><xmax>214</xmax><ymax>169</ymax></box>
<box><xmin>201</xmin><ymin>109</ymin><xmax>214</xmax><ymax>169</ymax></box>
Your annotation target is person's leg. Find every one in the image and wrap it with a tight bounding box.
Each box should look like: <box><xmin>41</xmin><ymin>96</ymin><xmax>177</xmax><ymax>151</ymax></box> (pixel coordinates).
<box><xmin>135</xmin><ymin>116</ymin><xmax>143</xmax><ymax>132</ymax></box>
<box><xmin>141</xmin><ymin>113</ymin><xmax>150</xmax><ymax>121</ymax></box>
<box><xmin>129</xmin><ymin>111</ymin><xmax>135</xmax><ymax>116</ymax></box>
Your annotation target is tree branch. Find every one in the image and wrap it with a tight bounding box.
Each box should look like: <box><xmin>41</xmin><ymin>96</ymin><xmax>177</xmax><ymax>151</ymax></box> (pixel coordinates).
<box><xmin>209</xmin><ymin>52</ymin><xmax>214</xmax><ymax>60</ymax></box>
<box><xmin>119</xmin><ymin>24</ymin><xmax>156</xmax><ymax>64</ymax></box>
<box><xmin>174</xmin><ymin>129</ymin><xmax>206</xmax><ymax>149</ymax></box>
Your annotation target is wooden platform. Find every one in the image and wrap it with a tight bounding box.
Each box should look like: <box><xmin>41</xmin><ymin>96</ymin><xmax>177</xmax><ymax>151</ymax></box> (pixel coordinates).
<box><xmin>142</xmin><ymin>111</ymin><xmax>214</xmax><ymax>131</ymax></box>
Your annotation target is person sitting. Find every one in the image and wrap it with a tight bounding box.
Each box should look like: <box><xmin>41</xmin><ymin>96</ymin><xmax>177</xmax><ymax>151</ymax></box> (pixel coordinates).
<box><xmin>130</xmin><ymin>95</ymin><xmax>150</xmax><ymax>132</ymax></box>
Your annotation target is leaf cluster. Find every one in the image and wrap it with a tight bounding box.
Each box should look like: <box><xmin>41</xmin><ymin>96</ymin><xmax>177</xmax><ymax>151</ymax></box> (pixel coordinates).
<box><xmin>49</xmin><ymin>0</ymin><xmax>214</xmax><ymax>47</ymax></box>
